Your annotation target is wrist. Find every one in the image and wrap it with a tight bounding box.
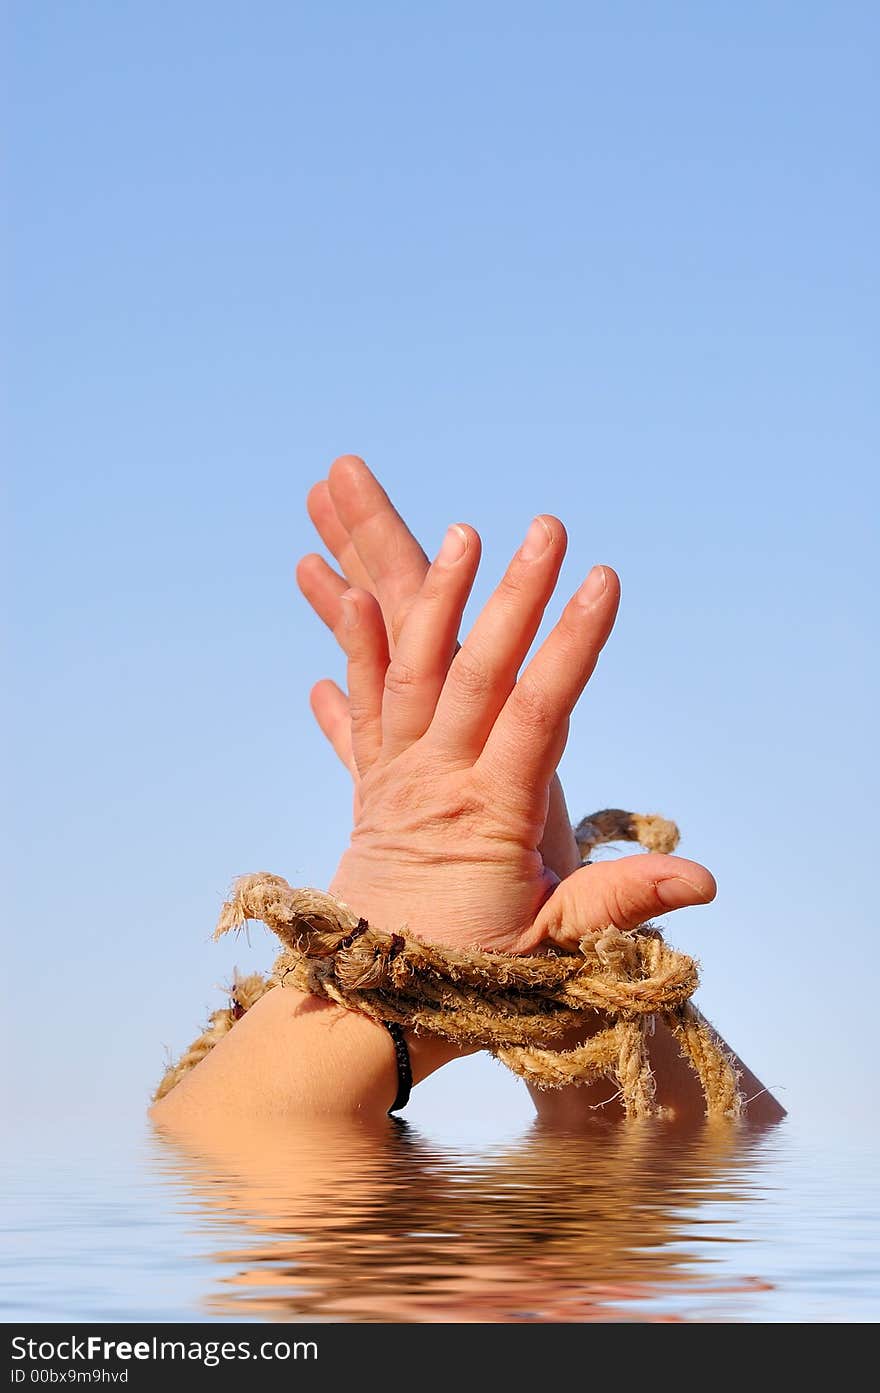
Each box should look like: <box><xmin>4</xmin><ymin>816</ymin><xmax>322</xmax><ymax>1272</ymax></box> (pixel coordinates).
<box><xmin>328</xmin><ymin>848</ymin><xmax>554</xmax><ymax>954</ymax></box>
<box><xmin>404</xmin><ymin>1027</ymin><xmax>478</xmax><ymax>1084</ymax></box>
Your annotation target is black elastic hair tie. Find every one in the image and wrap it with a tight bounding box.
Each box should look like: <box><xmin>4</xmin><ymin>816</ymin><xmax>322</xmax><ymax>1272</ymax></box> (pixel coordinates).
<box><xmin>383</xmin><ymin>1021</ymin><xmax>412</xmax><ymax>1114</ymax></box>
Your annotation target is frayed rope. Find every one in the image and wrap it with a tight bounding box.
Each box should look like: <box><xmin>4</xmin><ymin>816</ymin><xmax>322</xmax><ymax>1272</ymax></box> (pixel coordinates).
<box><xmin>154</xmin><ymin>810</ymin><xmax>741</xmax><ymax>1120</ymax></box>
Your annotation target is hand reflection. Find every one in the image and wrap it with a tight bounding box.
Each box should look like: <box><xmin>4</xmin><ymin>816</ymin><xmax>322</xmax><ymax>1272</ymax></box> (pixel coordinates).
<box><xmin>150</xmin><ymin>1111</ymin><xmax>782</xmax><ymax>1322</ymax></box>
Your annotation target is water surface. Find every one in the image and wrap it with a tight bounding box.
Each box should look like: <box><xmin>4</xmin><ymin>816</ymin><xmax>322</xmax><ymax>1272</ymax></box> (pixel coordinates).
<box><xmin>4</xmin><ymin>1112</ymin><xmax>877</xmax><ymax>1323</ymax></box>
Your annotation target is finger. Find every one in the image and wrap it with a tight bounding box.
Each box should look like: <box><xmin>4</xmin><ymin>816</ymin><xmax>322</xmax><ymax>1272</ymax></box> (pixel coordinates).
<box><xmin>428</xmin><ymin>515</ymin><xmax>566</xmax><ymax>756</ymax></box>
<box><xmin>296</xmin><ymin>551</ymin><xmax>349</xmax><ymax>632</ymax></box>
<box><xmin>309</xmin><ymin>679</ymin><xmax>355</xmax><ymax>776</ymax></box>
<box><xmin>327</xmin><ymin>455</ymin><xmax>430</xmax><ymax>644</ymax></box>
<box><xmin>380</xmin><ymin>523</ymin><xmax>482</xmax><ymax>756</ymax></box>
<box><xmin>479</xmin><ymin>565</ymin><xmax>620</xmax><ymax>791</ymax></box>
<box><xmin>528</xmin><ymin>855</ymin><xmax>718</xmax><ymax>952</ymax></box>
<box><xmin>307</xmin><ymin>479</ymin><xmax>374</xmax><ymax>592</ymax></box>
<box><xmin>538</xmin><ymin>775</ymin><xmax>582</xmax><ymax>880</ymax></box>
<box><xmin>336</xmin><ymin>587</ymin><xmax>390</xmax><ymax>774</ymax></box>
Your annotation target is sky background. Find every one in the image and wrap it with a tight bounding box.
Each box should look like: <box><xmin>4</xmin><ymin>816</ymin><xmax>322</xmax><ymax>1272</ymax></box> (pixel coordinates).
<box><xmin>5</xmin><ymin>1</ymin><xmax>878</xmax><ymax>1142</ymax></box>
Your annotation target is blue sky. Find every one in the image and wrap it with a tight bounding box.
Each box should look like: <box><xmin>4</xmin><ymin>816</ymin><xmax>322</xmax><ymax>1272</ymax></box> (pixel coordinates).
<box><xmin>6</xmin><ymin>1</ymin><xmax>878</xmax><ymax>1136</ymax></box>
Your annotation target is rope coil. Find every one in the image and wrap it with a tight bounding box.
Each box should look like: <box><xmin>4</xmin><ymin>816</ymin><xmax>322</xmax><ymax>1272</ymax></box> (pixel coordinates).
<box><xmin>154</xmin><ymin>810</ymin><xmax>742</xmax><ymax>1120</ymax></box>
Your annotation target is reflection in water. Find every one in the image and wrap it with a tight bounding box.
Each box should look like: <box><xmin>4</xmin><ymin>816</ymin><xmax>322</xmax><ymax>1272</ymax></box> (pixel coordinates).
<box><xmin>150</xmin><ymin>1116</ymin><xmax>782</xmax><ymax>1322</ymax></box>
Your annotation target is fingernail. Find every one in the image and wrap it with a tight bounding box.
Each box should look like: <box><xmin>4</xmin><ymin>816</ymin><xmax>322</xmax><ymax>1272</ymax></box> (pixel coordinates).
<box><xmin>520</xmin><ymin>516</ymin><xmax>552</xmax><ymax>561</ymax></box>
<box><xmin>655</xmin><ymin>876</ymin><xmax>708</xmax><ymax>909</ymax></box>
<box><xmin>436</xmin><ymin>524</ymin><xmax>468</xmax><ymax>567</ymax></box>
<box><xmin>340</xmin><ymin>592</ymin><xmax>359</xmax><ymax>629</ymax></box>
<box><xmin>575</xmin><ymin>565</ymin><xmax>607</xmax><ymax>606</ymax></box>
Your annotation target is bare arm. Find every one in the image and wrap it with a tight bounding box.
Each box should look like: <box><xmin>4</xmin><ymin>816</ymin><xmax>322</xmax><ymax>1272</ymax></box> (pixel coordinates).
<box><xmin>154</xmin><ymin>455</ymin><xmax>782</xmax><ymax>1133</ymax></box>
<box><xmin>294</xmin><ymin>456</ymin><xmax>784</xmax><ymax>1125</ymax></box>
<box><xmin>151</xmin><ymin>986</ymin><xmax>466</xmax><ymax>1129</ymax></box>
<box><xmin>527</xmin><ymin>1016</ymin><xmax>784</xmax><ymax>1127</ymax></box>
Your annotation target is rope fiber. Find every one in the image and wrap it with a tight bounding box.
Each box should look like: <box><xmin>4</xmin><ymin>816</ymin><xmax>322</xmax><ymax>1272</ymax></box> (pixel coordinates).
<box><xmin>154</xmin><ymin>810</ymin><xmax>741</xmax><ymax>1120</ymax></box>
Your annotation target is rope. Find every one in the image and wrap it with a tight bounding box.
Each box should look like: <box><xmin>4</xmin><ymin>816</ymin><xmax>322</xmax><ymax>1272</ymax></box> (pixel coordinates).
<box><xmin>154</xmin><ymin>811</ymin><xmax>742</xmax><ymax>1120</ymax></box>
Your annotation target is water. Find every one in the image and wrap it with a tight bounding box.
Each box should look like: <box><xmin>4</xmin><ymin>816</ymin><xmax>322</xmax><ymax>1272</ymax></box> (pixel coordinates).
<box><xmin>4</xmin><ymin>1114</ymin><xmax>878</xmax><ymax>1323</ymax></box>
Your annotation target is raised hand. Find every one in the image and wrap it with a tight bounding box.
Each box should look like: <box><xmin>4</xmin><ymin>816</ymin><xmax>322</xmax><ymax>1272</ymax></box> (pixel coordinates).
<box><xmin>322</xmin><ymin>505</ymin><xmax>716</xmax><ymax>954</ymax></box>
<box><xmin>152</xmin><ymin>461</ymin><xmax>783</xmax><ymax>1131</ymax></box>
<box><xmin>297</xmin><ymin>455</ymin><xmax>581</xmax><ymax>877</ymax></box>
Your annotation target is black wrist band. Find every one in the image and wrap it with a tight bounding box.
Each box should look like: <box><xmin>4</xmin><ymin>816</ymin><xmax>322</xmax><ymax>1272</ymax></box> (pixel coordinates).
<box><xmin>383</xmin><ymin>1020</ymin><xmax>413</xmax><ymax>1113</ymax></box>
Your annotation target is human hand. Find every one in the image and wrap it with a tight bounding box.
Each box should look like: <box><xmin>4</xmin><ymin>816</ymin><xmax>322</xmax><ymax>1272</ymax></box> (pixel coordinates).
<box><xmin>297</xmin><ymin>455</ymin><xmax>581</xmax><ymax>879</ymax></box>
<box><xmin>317</xmin><ymin>503</ymin><xmax>716</xmax><ymax>954</ymax></box>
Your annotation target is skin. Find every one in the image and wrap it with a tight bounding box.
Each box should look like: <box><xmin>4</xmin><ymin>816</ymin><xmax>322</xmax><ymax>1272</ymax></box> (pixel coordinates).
<box><xmin>151</xmin><ymin>456</ymin><xmax>784</xmax><ymax>1132</ymax></box>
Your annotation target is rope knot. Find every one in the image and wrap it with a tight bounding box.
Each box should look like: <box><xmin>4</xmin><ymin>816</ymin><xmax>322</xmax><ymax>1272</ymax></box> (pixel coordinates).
<box><xmin>156</xmin><ymin>811</ymin><xmax>741</xmax><ymax>1121</ymax></box>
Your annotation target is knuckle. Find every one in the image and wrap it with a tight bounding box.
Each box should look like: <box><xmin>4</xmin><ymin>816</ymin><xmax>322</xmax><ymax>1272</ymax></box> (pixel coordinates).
<box><xmin>604</xmin><ymin>885</ymin><xmax>629</xmax><ymax>929</ymax></box>
<box><xmin>347</xmin><ymin>699</ymin><xmax>376</xmax><ymax>733</ymax></box>
<box><xmin>554</xmin><ymin>604</ymin><xmax>593</xmax><ymax>652</ymax></box>
<box><xmin>498</xmin><ymin>565</ymin><xmax>531</xmax><ymax>601</ymax></box>
<box><xmin>450</xmin><ymin>648</ymin><xmax>491</xmax><ymax>701</ymax></box>
<box><xmin>603</xmin><ymin>881</ymin><xmax>644</xmax><ymax>931</ymax></box>
<box><xmin>510</xmin><ymin>680</ymin><xmax>556</xmax><ymax>733</ymax></box>
<box><xmin>383</xmin><ymin>659</ymin><xmax>421</xmax><ymax>699</ymax></box>
<box><xmin>421</xmin><ymin>566</ymin><xmax>454</xmax><ymax>603</ymax></box>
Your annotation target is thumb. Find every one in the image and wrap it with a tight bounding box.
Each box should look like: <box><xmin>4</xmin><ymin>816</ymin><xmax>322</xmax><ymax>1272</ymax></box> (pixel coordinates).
<box><xmin>529</xmin><ymin>854</ymin><xmax>717</xmax><ymax>951</ymax></box>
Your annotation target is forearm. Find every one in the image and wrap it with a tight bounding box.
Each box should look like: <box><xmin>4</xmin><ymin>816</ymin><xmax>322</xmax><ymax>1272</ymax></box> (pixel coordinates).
<box><xmin>527</xmin><ymin>1016</ymin><xmax>785</xmax><ymax>1127</ymax></box>
<box><xmin>150</xmin><ymin>984</ymin><xmax>465</xmax><ymax>1131</ymax></box>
